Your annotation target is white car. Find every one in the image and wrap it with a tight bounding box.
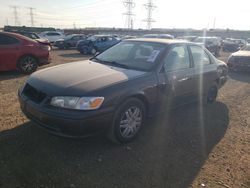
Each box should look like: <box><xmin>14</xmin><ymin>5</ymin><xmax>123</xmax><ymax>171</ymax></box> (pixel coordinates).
<box><xmin>39</xmin><ymin>31</ymin><xmax>65</xmax><ymax>43</ymax></box>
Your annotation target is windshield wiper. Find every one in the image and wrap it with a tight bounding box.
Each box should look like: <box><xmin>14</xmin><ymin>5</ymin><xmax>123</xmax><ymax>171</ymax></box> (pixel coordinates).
<box><xmin>91</xmin><ymin>57</ymin><xmax>130</xmax><ymax>69</ymax></box>
<box><xmin>103</xmin><ymin>61</ymin><xmax>130</xmax><ymax>69</ymax></box>
<box><xmin>90</xmin><ymin>56</ymin><xmax>102</xmax><ymax>62</ymax></box>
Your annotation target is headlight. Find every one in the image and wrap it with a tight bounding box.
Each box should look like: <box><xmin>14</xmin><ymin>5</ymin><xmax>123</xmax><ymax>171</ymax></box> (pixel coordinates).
<box><xmin>50</xmin><ymin>96</ymin><xmax>104</xmax><ymax>110</ymax></box>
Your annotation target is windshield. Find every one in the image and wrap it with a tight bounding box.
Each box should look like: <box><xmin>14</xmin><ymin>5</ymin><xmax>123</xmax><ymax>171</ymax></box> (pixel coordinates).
<box><xmin>95</xmin><ymin>41</ymin><xmax>166</xmax><ymax>71</ymax></box>
<box><xmin>241</xmin><ymin>45</ymin><xmax>250</xmax><ymax>51</ymax></box>
<box><xmin>87</xmin><ymin>36</ymin><xmax>98</xmax><ymax>41</ymax></box>
<box><xmin>64</xmin><ymin>35</ymin><xmax>74</xmax><ymax>40</ymax></box>
<box><xmin>23</xmin><ymin>33</ymin><xmax>40</xmax><ymax>39</ymax></box>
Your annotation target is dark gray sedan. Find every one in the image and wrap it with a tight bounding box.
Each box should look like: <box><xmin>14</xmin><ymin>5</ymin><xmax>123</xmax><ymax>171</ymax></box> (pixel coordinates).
<box><xmin>19</xmin><ymin>38</ymin><xmax>228</xmax><ymax>143</ymax></box>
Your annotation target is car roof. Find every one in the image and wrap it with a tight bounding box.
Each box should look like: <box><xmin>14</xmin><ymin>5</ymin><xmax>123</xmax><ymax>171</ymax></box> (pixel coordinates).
<box><xmin>124</xmin><ymin>38</ymin><xmax>191</xmax><ymax>45</ymax></box>
<box><xmin>0</xmin><ymin>31</ymin><xmax>37</xmax><ymax>42</ymax></box>
<box><xmin>0</xmin><ymin>31</ymin><xmax>28</xmax><ymax>38</ymax></box>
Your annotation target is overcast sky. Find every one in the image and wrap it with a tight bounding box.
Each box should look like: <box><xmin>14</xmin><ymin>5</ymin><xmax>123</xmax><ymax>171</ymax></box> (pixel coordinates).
<box><xmin>0</xmin><ymin>0</ymin><xmax>250</xmax><ymax>30</ymax></box>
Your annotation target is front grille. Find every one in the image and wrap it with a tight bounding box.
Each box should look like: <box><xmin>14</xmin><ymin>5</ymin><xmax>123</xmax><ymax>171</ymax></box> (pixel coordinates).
<box><xmin>22</xmin><ymin>83</ymin><xmax>47</xmax><ymax>103</ymax></box>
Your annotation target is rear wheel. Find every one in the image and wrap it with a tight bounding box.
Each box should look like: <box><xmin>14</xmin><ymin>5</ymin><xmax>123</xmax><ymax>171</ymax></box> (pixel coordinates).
<box><xmin>108</xmin><ymin>98</ymin><xmax>146</xmax><ymax>144</ymax></box>
<box><xmin>18</xmin><ymin>56</ymin><xmax>38</xmax><ymax>74</ymax></box>
<box><xmin>206</xmin><ymin>85</ymin><xmax>218</xmax><ymax>104</ymax></box>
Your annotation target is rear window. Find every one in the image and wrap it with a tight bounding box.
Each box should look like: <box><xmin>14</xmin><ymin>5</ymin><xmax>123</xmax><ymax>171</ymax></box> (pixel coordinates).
<box><xmin>46</xmin><ymin>33</ymin><xmax>61</xmax><ymax>36</ymax></box>
<box><xmin>0</xmin><ymin>34</ymin><xmax>19</xmax><ymax>45</ymax></box>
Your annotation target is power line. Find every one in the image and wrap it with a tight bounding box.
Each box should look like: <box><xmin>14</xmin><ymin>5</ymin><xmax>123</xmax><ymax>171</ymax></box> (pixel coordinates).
<box><xmin>143</xmin><ymin>0</ymin><xmax>156</xmax><ymax>30</ymax></box>
<box><xmin>10</xmin><ymin>5</ymin><xmax>20</xmax><ymax>26</ymax></box>
<box><xmin>28</xmin><ymin>7</ymin><xmax>36</xmax><ymax>27</ymax></box>
<box><xmin>123</xmin><ymin>0</ymin><xmax>135</xmax><ymax>29</ymax></box>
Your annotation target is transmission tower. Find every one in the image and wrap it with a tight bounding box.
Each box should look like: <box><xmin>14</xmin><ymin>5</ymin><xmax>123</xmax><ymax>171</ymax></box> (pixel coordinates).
<box><xmin>123</xmin><ymin>0</ymin><xmax>135</xmax><ymax>29</ymax></box>
<box><xmin>10</xmin><ymin>6</ymin><xmax>20</xmax><ymax>26</ymax></box>
<box><xmin>28</xmin><ymin>7</ymin><xmax>36</xmax><ymax>27</ymax></box>
<box><xmin>143</xmin><ymin>0</ymin><xmax>156</xmax><ymax>30</ymax></box>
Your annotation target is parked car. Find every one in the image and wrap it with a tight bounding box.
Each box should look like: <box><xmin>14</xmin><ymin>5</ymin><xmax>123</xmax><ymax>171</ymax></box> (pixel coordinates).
<box><xmin>14</xmin><ymin>31</ymin><xmax>51</xmax><ymax>47</ymax></box>
<box><xmin>76</xmin><ymin>35</ymin><xmax>120</xmax><ymax>55</ymax></box>
<box><xmin>39</xmin><ymin>31</ymin><xmax>64</xmax><ymax>44</ymax></box>
<box><xmin>247</xmin><ymin>38</ymin><xmax>250</xmax><ymax>44</ymax></box>
<box><xmin>227</xmin><ymin>44</ymin><xmax>250</xmax><ymax>71</ymax></box>
<box><xmin>0</xmin><ymin>32</ymin><xmax>50</xmax><ymax>74</ymax></box>
<box><xmin>54</xmin><ymin>34</ymin><xmax>86</xmax><ymax>49</ymax></box>
<box><xmin>193</xmin><ymin>37</ymin><xmax>221</xmax><ymax>56</ymax></box>
<box><xmin>222</xmin><ymin>38</ymin><xmax>246</xmax><ymax>52</ymax></box>
<box><xmin>19</xmin><ymin>39</ymin><xmax>227</xmax><ymax>143</ymax></box>
<box><xmin>142</xmin><ymin>34</ymin><xmax>174</xmax><ymax>39</ymax></box>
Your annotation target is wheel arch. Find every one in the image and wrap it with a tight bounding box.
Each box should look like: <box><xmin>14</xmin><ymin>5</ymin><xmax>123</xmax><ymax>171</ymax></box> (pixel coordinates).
<box><xmin>116</xmin><ymin>93</ymin><xmax>150</xmax><ymax>117</ymax></box>
<box><xmin>17</xmin><ymin>54</ymin><xmax>39</xmax><ymax>66</ymax></box>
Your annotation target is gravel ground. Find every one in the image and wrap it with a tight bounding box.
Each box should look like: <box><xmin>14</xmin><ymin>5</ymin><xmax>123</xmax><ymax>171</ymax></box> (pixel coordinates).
<box><xmin>0</xmin><ymin>49</ymin><xmax>249</xmax><ymax>188</ymax></box>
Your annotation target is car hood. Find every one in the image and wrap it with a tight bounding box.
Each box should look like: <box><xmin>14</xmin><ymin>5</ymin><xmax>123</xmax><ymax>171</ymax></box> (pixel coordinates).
<box><xmin>231</xmin><ymin>50</ymin><xmax>250</xmax><ymax>57</ymax></box>
<box><xmin>27</xmin><ymin>60</ymin><xmax>146</xmax><ymax>96</ymax></box>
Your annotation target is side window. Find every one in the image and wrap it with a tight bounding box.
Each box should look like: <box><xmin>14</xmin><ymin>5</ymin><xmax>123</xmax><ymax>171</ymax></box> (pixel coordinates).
<box><xmin>0</xmin><ymin>34</ymin><xmax>19</xmax><ymax>45</ymax></box>
<box><xmin>47</xmin><ymin>33</ymin><xmax>61</xmax><ymax>36</ymax></box>
<box><xmin>190</xmin><ymin>45</ymin><xmax>210</xmax><ymax>66</ymax></box>
<box><xmin>163</xmin><ymin>45</ymin><xmax>190</xmax><ymax>71</ymax></box>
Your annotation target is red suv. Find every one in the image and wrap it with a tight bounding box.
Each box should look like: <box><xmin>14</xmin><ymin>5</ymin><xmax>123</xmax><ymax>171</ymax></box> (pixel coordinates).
<box><xmin>0</xmin><ymin>32</ymin><xmax>51</xmax><ymax>74</ymax></box>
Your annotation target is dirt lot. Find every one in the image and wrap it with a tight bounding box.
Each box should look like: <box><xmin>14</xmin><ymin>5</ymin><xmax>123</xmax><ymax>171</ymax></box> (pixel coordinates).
<box><xmin>0</xmin><ymin>49</ymin><xmax>249</xmax><ymax>188</ymax></box>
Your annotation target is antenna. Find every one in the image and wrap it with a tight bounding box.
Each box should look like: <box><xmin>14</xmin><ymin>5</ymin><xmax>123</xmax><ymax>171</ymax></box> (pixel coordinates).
<box><xmin>143</xmin><ymin>0</ymin><xmax>156</xmax><ymax>30</ymax></box>
<box><xmin>10</xmin><ymin>6</ymin><xmax>20</xmax><ymax>26</ymax></box>
<box><xmin>28</xmin><ymin>7</ymin><xmax>36</xmax><ymax>27</ymax></box>
<box><xmin>123</xmin><ymin>0</ymin><xmax>135</xmax><ymax>29</ymax></box>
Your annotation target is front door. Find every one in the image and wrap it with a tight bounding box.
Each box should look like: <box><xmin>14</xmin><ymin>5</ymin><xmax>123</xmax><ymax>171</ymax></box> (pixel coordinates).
<box><xmin>162</xmin><ymin>44</ymin><xmax>196</xmax><ymax>106</ymax></box>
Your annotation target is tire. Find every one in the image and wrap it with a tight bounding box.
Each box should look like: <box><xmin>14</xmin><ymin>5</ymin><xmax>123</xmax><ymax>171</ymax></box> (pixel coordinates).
<box><xmin>80</xmin><ymin>46</ymin><xmax>89</xmax><ymax>55</ymax></box>
<box><xmin>108</xmin><ymin>98</ymin><xmax>146</xmax><ymax>144</ymax></box>
<box><xmin>65</xmin><ymin>44</ymin><xmax>70</xmax><ymax>49</ymax></box>
<box><xmin>206</xmin><ymin>85</ymin><xmax>218</xmax><ymax>104</ymax></box>
<box><xmin>17</xmin><ymin>55</ymin><xmax>38</xmax><ymax>74</ymax></box>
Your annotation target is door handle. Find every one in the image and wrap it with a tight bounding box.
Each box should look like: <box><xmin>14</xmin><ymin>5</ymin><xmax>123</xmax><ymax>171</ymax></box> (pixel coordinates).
<box><xmin>178</xmin><ymin>77</ymin><xmax>191</xmax><ymax>82</ymax></box>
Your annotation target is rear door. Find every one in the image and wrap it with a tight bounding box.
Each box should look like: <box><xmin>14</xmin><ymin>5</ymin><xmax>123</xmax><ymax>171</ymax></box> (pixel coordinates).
<box><xmin>0</xmin><ymin>34</ymin><xmax>21</xmax><ymax>71</ymax></box>
<box><xmin>188</xmin><ymin>45</ymin><xmax>218</xmax><ymax>97</ymax></box>
<box><xmin>161</xmin><ymin>44</ymin><xmax>196</xmax><ymax>105</ymax></box>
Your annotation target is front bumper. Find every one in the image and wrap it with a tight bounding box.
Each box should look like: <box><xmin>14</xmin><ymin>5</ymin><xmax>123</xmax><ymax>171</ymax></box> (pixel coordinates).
<box><xmin>18</xmin><ymin>92</ymin><xmax>113</xmax><ymax>138</ymax></box>
<box><xmin>38</xmin><ymin>56</ymin><xmax>51</xmax><ymax>66</ymax></box>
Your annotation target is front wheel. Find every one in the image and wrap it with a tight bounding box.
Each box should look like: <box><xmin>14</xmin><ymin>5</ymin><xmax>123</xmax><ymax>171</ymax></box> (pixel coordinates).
<box><xmin>108</xmin><ymin>98</ymin><xmax>146</xmax><ymax>144</ymax></box>
<box><xmin>80</xmin><ymin>46</ymin><xmax>89</xmax><ymax>55</ymax></box>
<box><xmin>18</xmin><ymin>56</ymin><xmax>38</xmax><ymax>74</ymax></box>
<box><xmin>206</xmin><ymin>85</ymin><xmax>218</xmax><ymax>104</ymax></box>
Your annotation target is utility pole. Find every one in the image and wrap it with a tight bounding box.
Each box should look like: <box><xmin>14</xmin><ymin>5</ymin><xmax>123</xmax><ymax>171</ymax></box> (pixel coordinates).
<box><xmin>213</xmin><ymin>17</ymin><xmax>216</xmax><ymax>29</ymax></box>
<box><xmin>123</xmin><ymin>0</ymin><xmax>135</xmax><ymax>29</ymax></box>
<box><xmin>28</xmin><ymin>7</ymin><xmax>36</xmax><ymax>27</ymax></box>
<box><xmin>143</xmin><ymin>0</ymin><xmax>156</xmax><ymax>30</ymax></box>
<box><xmin>10</xmin><ymin>6</ymin><xmax>20</xmax><ymax>26</ymax></box>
